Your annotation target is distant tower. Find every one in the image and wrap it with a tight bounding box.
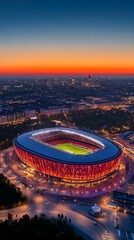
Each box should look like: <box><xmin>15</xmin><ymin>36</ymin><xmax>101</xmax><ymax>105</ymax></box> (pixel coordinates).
<box><xmin>88</xmin><ymin>75</ymin><xmax>91</xmax><ymax>81</ymax></box>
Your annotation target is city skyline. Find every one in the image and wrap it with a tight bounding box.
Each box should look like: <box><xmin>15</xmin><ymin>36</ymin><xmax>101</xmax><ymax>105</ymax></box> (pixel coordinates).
<box><xmin>0</xmin><ymin>0</ymin><xmax>134</xmax><ymax>75</ymax></box>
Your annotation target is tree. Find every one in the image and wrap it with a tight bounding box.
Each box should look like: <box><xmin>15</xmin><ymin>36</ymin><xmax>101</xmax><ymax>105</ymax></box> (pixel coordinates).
<box><xmin>21</xmin><ymin>214</ymin><xmax>30</xmax><ymax>223</ymax></box>
<box><xmin>7</xmin><ymin>212</ymin><xmax>13</xmax><ymax>221</ymax></box>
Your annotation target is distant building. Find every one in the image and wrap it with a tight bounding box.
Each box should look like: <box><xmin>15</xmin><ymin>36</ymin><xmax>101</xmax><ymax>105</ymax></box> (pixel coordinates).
<box><xmin>24</xmin><ymin>110</ymin><xmax>37</xmax><ymax>119</ymax></box>
<box><xmin>71</xmin><ymin>103</ymin><xmax>87</xmax><ymax>111</ymax></box>
<box><xmin>61</xmin><ymin>108</ymin><xmax>69</xmax><ymax>114</ymax></box>
<box><xmin>112</xmin><ymin>190</ymin><xmax>134</xmax><ymax>206</ymax></box>
<box><xmin>0</xmin><ymin>112</ymin><xmax>25</xmax><ymax>124</ymax></box>
<box><xmin>0</xmin><ymin>115</ymin><xmax>8</xmax><ymax>124</ymax></box>
<box><xmin>40</xmin><ymin>109</ymin><xmax>61</xmax><ymax>116</ymax></box>
<box><xmin>14</xmin><ymin>112</ymin><xmax>25</xmax><ymax>121</ymax></box>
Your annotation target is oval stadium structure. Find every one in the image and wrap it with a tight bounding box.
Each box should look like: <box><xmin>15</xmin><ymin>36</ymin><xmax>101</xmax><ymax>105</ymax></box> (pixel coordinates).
<box><xmin>13</xmin><ymin>127</ymin><xmax>122</xmax><ymax>181</ymax></box>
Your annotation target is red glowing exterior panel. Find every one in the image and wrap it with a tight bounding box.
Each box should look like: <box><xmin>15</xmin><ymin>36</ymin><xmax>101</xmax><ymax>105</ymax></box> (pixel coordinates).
<box><xmin>14</xmin><ymin>145</ymin><xmax>121</xmax><ymax>180</ymax></box>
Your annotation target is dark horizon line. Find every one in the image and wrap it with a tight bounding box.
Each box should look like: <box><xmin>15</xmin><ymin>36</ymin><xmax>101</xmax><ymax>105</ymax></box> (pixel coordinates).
<box><xmin>0</xmin><ymin>73</ymin><xmax>134</xmax><ymax>77</ymax></box>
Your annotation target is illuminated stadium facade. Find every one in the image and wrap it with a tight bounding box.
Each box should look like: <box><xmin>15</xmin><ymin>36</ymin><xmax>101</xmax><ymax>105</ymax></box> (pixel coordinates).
<box><xmin>13</xmin><ymin>127</ymin><xmax>122</xmax><ymax>182</ymax></box>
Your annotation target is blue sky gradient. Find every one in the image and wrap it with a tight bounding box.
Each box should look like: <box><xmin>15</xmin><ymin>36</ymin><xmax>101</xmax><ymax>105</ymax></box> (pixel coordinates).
<box><xmin>0</xmin><ymin>0</ymin><xmax>134</xmax><ymax>74</ymax></box>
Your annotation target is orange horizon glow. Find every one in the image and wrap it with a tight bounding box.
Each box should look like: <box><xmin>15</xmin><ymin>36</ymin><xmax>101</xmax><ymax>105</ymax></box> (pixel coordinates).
<box><xmin>0</xmin><ymin>67</ymin><xmax>134</xmax><ymax>75</ymax></box>
<box><xmin>1</xmin><ymin>45</ymin><xmax>134</xmax><ymax>75</ymax></box>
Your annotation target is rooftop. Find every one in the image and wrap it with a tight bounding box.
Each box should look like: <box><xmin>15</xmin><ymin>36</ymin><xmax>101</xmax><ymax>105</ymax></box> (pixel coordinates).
<box><xmin>14</xmin><ymin>127</ymin><xmax>121</xmax><ymax>164</ymax></box>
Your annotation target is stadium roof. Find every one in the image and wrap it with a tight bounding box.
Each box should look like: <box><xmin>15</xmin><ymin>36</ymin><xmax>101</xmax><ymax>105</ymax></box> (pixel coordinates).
<box><xmin>14</xmin><ymin>127</ymin><xmax>121</xmax><ymax>164</ymax></box>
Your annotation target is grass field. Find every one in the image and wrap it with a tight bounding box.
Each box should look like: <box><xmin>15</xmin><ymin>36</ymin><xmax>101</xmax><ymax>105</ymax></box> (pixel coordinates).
<box><xmin>55</xmin><ymin>143</ymin><xmax>92</xmax><ymax>155</ymax></box>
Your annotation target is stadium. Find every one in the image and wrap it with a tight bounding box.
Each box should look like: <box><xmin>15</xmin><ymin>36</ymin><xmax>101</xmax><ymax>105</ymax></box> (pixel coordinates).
<box><xmin>13</xmin><ymin>127</ymin><xmax>122</xmax><ymax>182</ymax></box>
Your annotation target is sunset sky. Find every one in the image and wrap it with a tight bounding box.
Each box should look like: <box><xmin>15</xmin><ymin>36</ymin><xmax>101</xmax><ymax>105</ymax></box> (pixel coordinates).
<box><xmin>0</xmin><ymin>0</ymin><xmax>134</xmax><ymax>75</ymax></box>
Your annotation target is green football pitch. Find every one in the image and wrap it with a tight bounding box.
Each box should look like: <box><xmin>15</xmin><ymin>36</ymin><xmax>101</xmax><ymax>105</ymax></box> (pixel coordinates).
<box><xmin>55</xmin><ymin>143</ymin><xmax>92</xmax><ymax>155</ymax></box>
